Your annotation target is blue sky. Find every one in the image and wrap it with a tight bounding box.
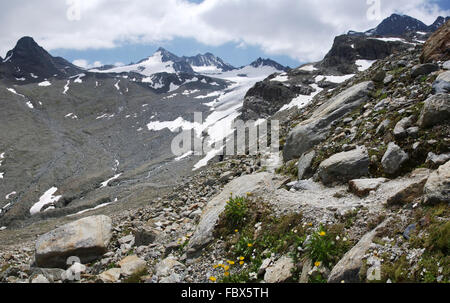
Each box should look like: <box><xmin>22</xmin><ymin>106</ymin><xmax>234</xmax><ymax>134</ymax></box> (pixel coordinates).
<box><xmin>2</xmin><ymin>0</ymin><xmax>449</xmax><ymax>69</ymax></box>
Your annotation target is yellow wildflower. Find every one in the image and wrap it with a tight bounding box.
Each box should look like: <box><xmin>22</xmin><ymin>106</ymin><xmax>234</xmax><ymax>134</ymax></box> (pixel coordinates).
<box><xmin>209</xmin><ymin>276</ymin><xmax>217</xmax><ymax>282</ymax></box>
<box><xmin>314</xmin><ymin>261</ymin><xmax>321</xmax><ymax>267</ymax></box>
<box><xmin>224</xmin><ymin>265</ymin><xmax>230</xmax><ymax>271</ymax></box>
<box><xmin>319</xmin><ymin>231</ymin><xmax>326</xmax><ymax>236</ymax></box>
<box><xmin>235</xmin><ymin>229</ymin><xmax>239</xmax><ymax>233</ymax></box>
<box><xmin>240</xmin><ymin>261</ymin><xmax>245</xmax><ymax>265</ymax></box>
<box><xmin>247</xmin><ymin>243</ymin><xmax>253</xmax><ymax>247</ymax></box>
<box><xmin>239</xmin><ymin>256</ymin><xmax>245</xmax><ymax>261</ymax></box>
<box><xmin>227</xmin><ymin>260</ymin><xmax>235</xmax><ymax>265</ymax></box>
<box><xmin>224</xmin><ymin>272</ymin><xmax>230</xmax><ymax>277</ymax></box>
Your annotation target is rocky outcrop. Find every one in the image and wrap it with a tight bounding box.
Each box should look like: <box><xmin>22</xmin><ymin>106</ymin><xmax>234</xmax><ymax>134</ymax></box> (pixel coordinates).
<box><xmin>186</xmin><ymin>173</ymin><xmax>283</xmax><ymax>258</ymax></box>
<box><xmin>421</xmin><ymin>20</ymin><xmax>450</xmax><ymax>63</ymax></box>
<box><xmin>381</xmin><ymin>143</ymin><xmax>409</xmax><ymax>175</ymax></box>
<box><xmin>35</xmin><ymin>215</ymin><xmax>112</xmax><ymax>268</ymax></box>
<box><xmin>283</xmin><ymin>81</ymin><xmax>373</xmax><ymax>161</ymax></box>
<box><xmin>328</xmin><ymin>220</ymin><xmax>388</xmax><ymax>283</ymax></box>
<box><xmin>241</xmin><ymin>81</ymin><xmax>313</xmax><ymax>120</ymax></box>
<box><xmin>386</xmin><ymin>169</ymin><xmax>429</xmax><ymax>205</ymax></box>
<box><xmin>423</xmin><ymin>161</ymin><xmax>450</xmax><ymax>204</ymax></box>
<box><xmin>418</xmin><ymin>93</ymin><xmax>450</xmax><ymax>128</ymax></box>
<box><xmin>317</xmin><ymin>146</ymin><xmax>370</xmax><ymax>186</ymax></box>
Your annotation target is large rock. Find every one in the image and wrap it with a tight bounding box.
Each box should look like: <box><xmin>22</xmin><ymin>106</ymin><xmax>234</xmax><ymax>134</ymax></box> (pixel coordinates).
<box><xmin>418</xmin><ymin>93</ymin><xmax>450</xmax><ymax>128</ymax></box>
<box><xmin>381</xmin><ymin>143</ymin><xmax>409</xmax><ymax>175</ymax></box>
<box><xmin>421</xmin><ymin>20</ymin><xmax>450</xmax><ymax>63</ymax></box>
<box><xmin>317</xmin><ymin>146</ymin><xmax>370</xmax><ymax>186</ymax></box>
<box><xmin>134</xmin><ymin>226</ymin><xmax>159</xmax><ymax>247</ymax></box>
<box><xmin>186</xmin><ymin>173</ymin><xmax>283</xmax><ymax>258</ymax></box>
<box><xmin>98</xmin><ymin>268</ymin><xmax>121</xmax><ymax>283</ymax></box>
<box><xmin>432</xmin><ymin>71</ymin><xmax>450</xmax><ymax>94</ymax></box>
<box><xmin>349</xmin><ymin>178</ymin><xmax>388</xmax><ymax>197</ymax></box>
<box><xmin>118</xmin><ymin>255</ymin><xmax>147</xmax><ymax>276</ymax></box>
<box><xmin>263</xmin><ymin>256</ymin><xmax>294</xmax><ymax>283</ymax></box>
<box><xmin>35</xmin><ymin>215</ymin><xmax>112</xmax><ymax>268</ymax></box>
<box><xmin>298</xmin><ymin>150</ymin><xmax>316</xmax><ymax>180</ymax></box>
<box><xmin>410</xmin><ymin>63</ymin><xmax>439</xmax><ymax>78</ymax></box>
<box><xmin>328</xmin><ymin>220</ymin><xmax>388</xmax><ymax>283</ymax></box>
<box><xmin>283</xmin><ymin>81</ymin><xmax>373</xmax><ymax>161</ymax></box>
<box><xmin>423</xmin><ymin>161</ymin><xmax>450</xmax><ymax>205</ymax></box>
<box><xmin>393</xmin><ymin>116</ymin><xmax>414</xmax><ymax>138</ymax></box>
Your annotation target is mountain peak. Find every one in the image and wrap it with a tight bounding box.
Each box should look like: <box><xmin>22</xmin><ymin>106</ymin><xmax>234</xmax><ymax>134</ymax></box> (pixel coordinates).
<box><xmin>0</xmin><ymin>36</ymin><xmax>82</xmax><ymax>81</ymax></box>
<box><xmin>249</xmin><ymin>58</ymin><xmax>288</xmax><ymax>71</ymax></box>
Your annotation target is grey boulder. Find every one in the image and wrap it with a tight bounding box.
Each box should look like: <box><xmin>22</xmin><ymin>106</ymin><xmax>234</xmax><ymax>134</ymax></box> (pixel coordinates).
<box><xmin>381</xmin><ymin>143</ymin><xmax>409</xmax><ymax>175</ymax></box>
<box><xmin>418</xmin><ymin>93</ymin><xmax>450</xmax><ymax>128</ymax></box>
<box><xmin>317</xmin><ymin>146</ymin><xmax>370</xmax><ymax>186</ymax></box>
<box><xmin>423</xmin><ymin>161</ymin><xmax>450</xmax><ymax>205</ymax></box>
<box><xmin>411</xmin><ymin>63</ymin><xmax>439</xmax><ymax>78</ymax></box>
<box><xmin>35</xmin><ymin>215</ymin><xmax>112</xmax><ymax>268</ymax></box>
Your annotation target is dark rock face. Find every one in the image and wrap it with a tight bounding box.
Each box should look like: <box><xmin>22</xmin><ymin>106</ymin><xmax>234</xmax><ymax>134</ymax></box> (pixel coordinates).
<box><xmin>0</xmin><ymin>37</ymin><xmax>83</xmax><ymax>82</ymax></box>
<box><xmin>410</xmin><ymin>63</ymin><xmax>439</xmax><ymax>78</ymax></box>
<box><xmin>249</xmin><ymin>58</ymin><xmax>289</xmax><ymax>72</ymax></box>
<box><xmin>320</xmin><ymin>35</ymin><xmax>409</xmax><ymax>74</ymax></box>
<box><xmin>365</xmin><ymin>14</ymin><xmax>428</xmax><ymax>36</ymax></box>
<box><xmin>427</xmin><ymin>16</ymin><xmax>450</xmax><ymax>32</ymax></box>
<box><xmin>155</xmin><ymin>47</ymin><xmax>195</xmax><ymax>74</ymax></box>
<box><xmin>240</xmin><ymin>81</ymin><xmax>314</xmax><ymax>120</ymax></box>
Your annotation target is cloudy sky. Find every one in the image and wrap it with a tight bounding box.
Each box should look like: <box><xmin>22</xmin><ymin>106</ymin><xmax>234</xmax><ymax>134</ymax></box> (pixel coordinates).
<box><xmin>1</xmin><ymin>0</ymin><xmax>449</xmax><ymax>68</ymax></box>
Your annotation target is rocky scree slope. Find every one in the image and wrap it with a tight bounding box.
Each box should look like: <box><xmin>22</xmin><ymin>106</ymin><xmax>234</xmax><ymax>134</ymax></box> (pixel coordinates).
<box><xmin>0</xmin><ymin>26</ymin><xmax>449</xmax><ymax>284</ymax></box>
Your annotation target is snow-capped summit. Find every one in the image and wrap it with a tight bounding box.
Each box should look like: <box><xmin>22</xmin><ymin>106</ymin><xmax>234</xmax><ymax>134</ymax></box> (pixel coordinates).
<box><xmin>366</xmin><ymin>14</ymin><xmax>428</xmax><ymax>36</ymax></box>
<box><xmin>0</xmin><ymin>36</ymin><xmax>82</xmax><ymax>81</ymax></box>
<box><xmin>183</xmin><ymin>53</ymin><xmax>236</xmax><ymax>73</ymax></box>
<box><xmin>91</xmin><ymin>48</ymin><xmax>194</xmax><ymax>75</ymax></box>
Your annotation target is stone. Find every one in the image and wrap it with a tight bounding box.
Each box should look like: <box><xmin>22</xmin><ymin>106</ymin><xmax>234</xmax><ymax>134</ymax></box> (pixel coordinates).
<box><xmin>381</xmin><ymin>143</ymin><xmax>409</xmax><ymax>175</ymax></box>
<box><xmin>432</xmin><ymin>71</ymin><xmax>450</xmax><ymax>94</ymax></box>
<box><xmin>393</xmin><ymin>116</ymin><xmax>414</xmax><ymax>138</ymax></box>
<box><xmin>444</xmin><ymin>61</ymin><xmax>450</xmax><ymax>70</ymax></box>
<box><xmin>423</xmin><ymin>161</ymin><xmax>450</xmax><ymax>205</ymax></box>
<box><xmin>290</xmin><ymin>179</ymin><xmax>321</xmax><ymax>191</ymax></box>
<box><xmin>349</xmin><ymin>178</ymin><xmax>388</xmax><ymax>197</ymax></box>
<box><xmin>29</xmin><ymin>268</ymin><xmax>65</xmax><ymax>282</ymax></box>
<box><xmin>283</xmin><ymin>82</ymin><xmax>373</xmax><ymax>161</ymax></box>
<box><xmin>31</xmin><ymin>274</ymin><xmax>50</xmax><ymax>284</ymax></box>
<box><xmin>118</xmin><ymin>234</ymin><xmax>135</xmax><ymax>246</ymax></box>
<box><xmin>403</xmin><ymin>224</ymin><xmax>416</xmax><ymax>240</ymax></box>
<box><xmin>134</xmin><ymin>226</ymin><xmax>159</xmax><ymax>247</ymax></box>
<box><xmin>386</xmin><ymin>171</ymin><xmax>429</xmax><ymax>205</ymax></box>
<box><xmin>421</xmin><ymin>21</ymin><xmax>450</xmax><ymax>63</ymax></box>
<box><xmin>297</xmin><ymin>150</ymin><xmax>316</xmax><ymax>180</ymax></box>
<box><xmin>372</xmin><ymin>70</ymin><xmax>386</xmax><ymax>83</ymax></box>
<box><xmin>62</xmin><ymin>262</ymin><xmax>86</xmax><ymax>281</ymax></box>
<box><xmin>418</xmin><ymin>94</ymin><xmax>450</xmax><ymax>128</ymax></box>
<box><xmin>328</xmin><ymin>220</ymin><xmax>388</xmax><ymax>283</ymax></box>
<box><xmin>98</xmin><ymin>268</ymin><xmax>121</xmax><ymax>283</ymax></box>
<box><xmin>155</xmin><ymin>257</ymin><xmax>185</xmax><ymax>277</ymax></box>
<box><xmin>376</xmin><ymin>119</ymin><xmax>391</xmax><ymax>135</ymax></box>
<box><xmin>263</xmin><ymin>256</ymin><xmax>294</xmax><ymax>283</ymax></box>
<box><xmin>160</xmin><ymin>273</ymin><xmax>182</xmax><ymax>283</ymax></box>
<box><xmin>299</xmin><ymin>259</ymin><xmax>313</xmax><ymax>283</ymax></box>
<box><xmin>426</xmin><ymin>152</ymin><xmax>450</xmax><ymax>166</ymax></box>
<box><xmin>317</xmin><ymin>146</ymin><xmax>370</xmax><ymax>186</ymax></box>
<box><xmin>35</xmin><ymin>215</ymin><xmax>112</xmax><ymax>268</ymax></box>
<box><xmin>118</xmin><ymin>255</ymin><xmax>147</xmax><ymax>276</ymax></box>
<box><xmin>187</xmin><ymin>173</ymin><xmax>283</xmax><ymax>257</ymax></box>
<box><xmin>383</xmin><ymin>74</ymin><xmax>394</xmax><ymax>85</ymax></box>
<box><xmin>410</xmin><ymin>63</ymin><xmax>439</xmax><ymax>78</ymax></box>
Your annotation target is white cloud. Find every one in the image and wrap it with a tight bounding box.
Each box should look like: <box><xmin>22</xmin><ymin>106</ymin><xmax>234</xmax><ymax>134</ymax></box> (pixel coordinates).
<box><xmin>0</xmin><ymin>0</ymin><xmax>448</xmax><ymax>62</ymax></box>
<box><xmin>72</xmin><ymin>59</ymin><xmax>102</xmax><ymax>69</ymax></box>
